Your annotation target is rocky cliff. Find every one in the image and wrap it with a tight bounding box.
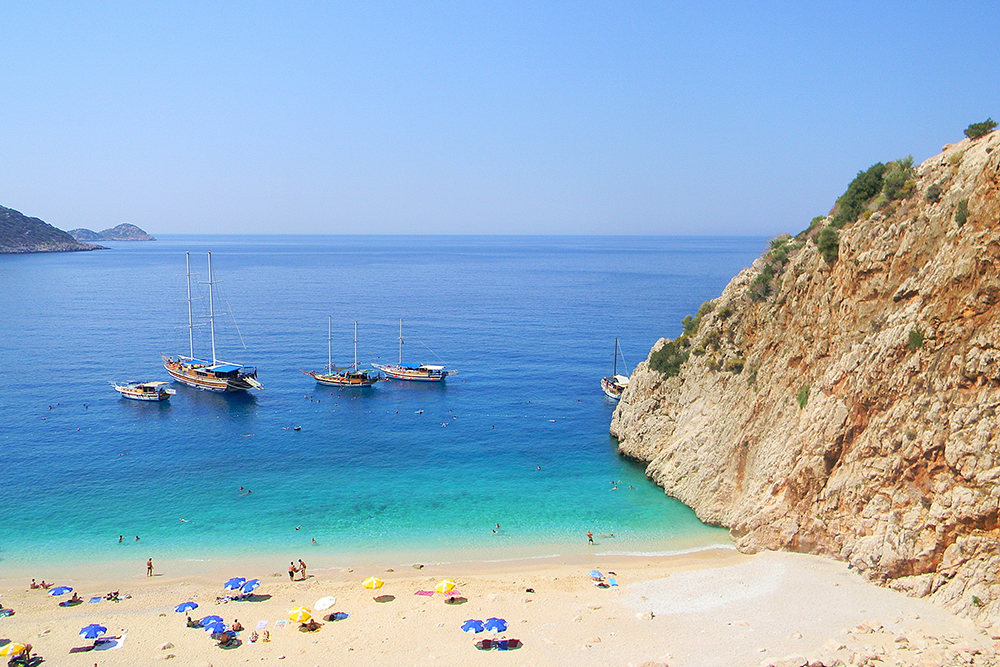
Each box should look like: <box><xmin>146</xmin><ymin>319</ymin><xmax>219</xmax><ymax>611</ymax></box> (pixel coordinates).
<box><xmin>68</xmin><ymin>223</ymin><xmax>155</xmax><ymax>241</ymax></box>
<box><xmin>611</xmin><ymin>129</ymin><xmax>1000</xmax><ymax>625</ymax></box>
<box><xmin>0</xmin><ymin>206</ymin><xmax>103</xmax><ymax>253</ymax></box>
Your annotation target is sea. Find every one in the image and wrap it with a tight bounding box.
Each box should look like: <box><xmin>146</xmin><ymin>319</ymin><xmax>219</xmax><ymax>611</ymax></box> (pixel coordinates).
<box><xmin>0</xmin><ymin>235</ymin><xmax>765</xmax><ymax>570</ymax></box>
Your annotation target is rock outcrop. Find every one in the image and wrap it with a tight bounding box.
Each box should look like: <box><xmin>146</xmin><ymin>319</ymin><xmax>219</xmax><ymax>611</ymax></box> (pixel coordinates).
<box><xmin>0</xmin><ymin>206</ymin><xmax>103</xmax><ymax>253</ymax></box>
<box><xmin>612</xmin><ymin>129</ymin><xmax>1000</xmax><ymax>625</ymax></box>
<box><xmin>68</xmin><ymin>223</ymin><xmax>155</xmax><ymax>241</ymax></box>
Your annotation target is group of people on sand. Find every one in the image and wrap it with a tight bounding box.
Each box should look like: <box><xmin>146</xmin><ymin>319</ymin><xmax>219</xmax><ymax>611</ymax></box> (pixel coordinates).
<box><xmin>28</xmin><ymin>579</ymin><xmax>51</xmax><ymax>590</ymax></box>
<box><xmin>288</xmin><ymin>558</ymin><xmax>307</xmax><ymax>580</ymax></box>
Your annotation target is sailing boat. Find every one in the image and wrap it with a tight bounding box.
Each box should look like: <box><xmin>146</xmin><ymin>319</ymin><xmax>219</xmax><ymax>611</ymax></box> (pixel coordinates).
<box><xmin>162</xmin><ymin>251</ymin><xmax>262</xmax><ymax>393</ymax></box>
<box><xmin>301</xmin><ymin>318</ymin><xmax>379</xmax><ymax>387</ymax></box>
<box><xmin>601</xmin><ymin>337</ymin><xmax>630</xmax><ymax>400</ymax></box>
<box><xmin>372</xmin><ymin>319</ymin><xmax>456</xmax><ymax>382</ymax></box>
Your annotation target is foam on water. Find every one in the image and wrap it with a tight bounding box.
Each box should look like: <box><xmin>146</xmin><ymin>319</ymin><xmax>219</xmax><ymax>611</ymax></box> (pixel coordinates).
<box><xmin>0</xmin><ymin>235</ymin><xmax>764</xmax><ymax>568</ymax></box>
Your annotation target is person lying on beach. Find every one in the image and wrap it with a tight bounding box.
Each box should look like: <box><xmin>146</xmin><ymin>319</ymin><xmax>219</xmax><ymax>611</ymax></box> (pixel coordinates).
<box><xmin>217</xmin><ymin>632</ymin><xmax>237</xmax><ymax>647</ymax></box>
<box><xmin>105</xmin><ymin>591</ymin><xmax>120</xmax><ymax>601</ymax></box>
<box><xmin>0</xmin><ymin>607</ymin><xmax>14</xmax><ymax>617</ymax></box>
<box><xmin>249</xmin><ymin>630</ymin><xmax>259</xmax><ymax>643</ymax></box>
<box><xmin>300</xmin><ymin>619</ymin><xmax>322</xmax><ymax>632</ymax></box>
<box><xmin>262</xmin><ymin>631</ymin><xmax>271</xmax><ymax>642</ymax></box>
<box><xmin>186</xmin><ymin>615</ymin><xmax>199</xmax><ymax>628</ymax></box>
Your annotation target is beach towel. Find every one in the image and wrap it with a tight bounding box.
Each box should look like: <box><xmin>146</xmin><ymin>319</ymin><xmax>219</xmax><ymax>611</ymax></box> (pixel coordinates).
<box><xmin>255</xmin><ymin>620</ymin><xmax>268</xmax><ymax>630</ymax></box>
<box><xmin>88</xmin><ymin>597</ymin><xmax>102</xmax><ymax>603</ymax></box>
<box><xmin>93</xmin><ymin>633</ymin><xmax>127</xmax><ymax>651</ymax></box>
<box><xmin>607</xmin><ymin>578</ymin><xmax>618</xmax><ymax>587</ymax></box>
<box><xmin>414</xmin><ymin>590</ymin><xmax>434</xmax><ymax>596</ymax></box>
<box><xmin>274</xmin><ymin>620</ymin><xmax>287</xmax><ymax>629</ymax></box>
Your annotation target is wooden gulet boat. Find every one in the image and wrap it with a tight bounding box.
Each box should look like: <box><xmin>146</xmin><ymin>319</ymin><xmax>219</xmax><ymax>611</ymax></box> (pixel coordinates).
<box><xmin>112</xmin><ymin>381</ymin><xmax>176</xmax><ymax>402</ymax></box>
<box><xmin>302</xmin><ymin>318</ymin><xmax>379</xmax><ymax>388</ymax></box>
<box><xmin>162</xmin><ymin>251</ymin><xmax>262</xmax><ymax>393</ymax></box>
<box><xmin>601</xmin><ymin>337</ymin><xmax>630</xmax><ymax>400</ymax></box>
<box><xmin>371</xmin><ymin>319</ymin><xmax>456</xmax><ymax>382</ymax></box>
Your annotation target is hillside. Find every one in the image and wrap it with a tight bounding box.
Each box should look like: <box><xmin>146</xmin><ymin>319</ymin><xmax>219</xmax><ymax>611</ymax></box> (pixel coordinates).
<box><xmin>0</xmin><ymin>206</ymin><xmax>103</xmax><ymax>254</ymax></box>
<box><xmin>611</xmin><ymin>128</ymin><xmax>1000</xmax><ymax>624</ymax></box>
<box><xmin>68</xmin><ymin>223</ymin><xmax>155</xmax><ymax>241</ymax></box>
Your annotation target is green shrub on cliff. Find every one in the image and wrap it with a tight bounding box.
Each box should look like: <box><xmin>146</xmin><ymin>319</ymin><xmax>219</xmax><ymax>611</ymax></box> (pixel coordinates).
<box><xmin>796</xmin><ymin>385</ymin><xmax>810</xmax><ymax>409</ymax></box>
<box><xmin>816</xmin><ymin>226</ymin><xmax>839</xmax><ymax>264</ymax></box>
<box><xmin>955</xmin><ymin>198</ymin><xmax>969</xmax><ymax>227</ymax></box>
<box><xmin>649</xmin><ymin>339</ymin><xmax>689</xmax><ymax>377</ymax></box>
<box><xmin>882</xmin><ymin>156</ymin><xmax>915</xmax><ymax>201</ymax></box>
<box><xmin>831</xmin><ymin>163</ymin><xmax>886</xmax><ymax>229</ymax></box>
<box><xmin>965</xmin><ymin>118</ymin><xmax>997</xmax><ymax>140</ymax></box>
<box><xmin>907</xmin><ymin>329</ymin><xmax>924</xmax><ymax>352</ymax></box>
<box><xmin>925</xmin><ymin>183</ymin><xmax>943</xmax><ymax>203</ymax></box>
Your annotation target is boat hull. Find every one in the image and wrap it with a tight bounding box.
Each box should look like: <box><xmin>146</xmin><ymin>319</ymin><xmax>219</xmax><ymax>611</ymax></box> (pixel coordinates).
<box><xmin>372</xmin><ymin>364</ymin><xmax>454</xmax><ymax>382</ymax></box>
<box><xmin>302</xmin><ymin>370</ymin><xmax>378</xmax><ymax>387</ymax></box>
<box><xmin>601</xmin><ymin>377</ymin><xmax>624</xmax><ymax>400</ymax></box>
<box><xmin>163</xmin><ymin>357</ymin><xmax>261</xmax><ymax>393</ymax></box>
<box><xmin>115</xmin><ymin>387</ymin><xmax>173</xmax><ymax>401</ymax></box>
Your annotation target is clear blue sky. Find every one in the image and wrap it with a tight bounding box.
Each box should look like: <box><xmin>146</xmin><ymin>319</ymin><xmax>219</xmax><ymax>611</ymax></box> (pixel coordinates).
<box><xmin>0</xmin><ymin>1</ymin><xmax>995</xmax><ymax>235</ymax></box>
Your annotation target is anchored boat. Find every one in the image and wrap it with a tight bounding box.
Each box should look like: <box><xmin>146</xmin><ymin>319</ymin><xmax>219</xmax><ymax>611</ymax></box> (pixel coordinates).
<box><xmin>302</xmin><ymin>318</ymin><xmax>379</xmax><ymax>388</ymax></box>
<box><xmin>372</xmin><ymin>319</ymin><xmax>456</xmax><ymax>382</ymax></box>
<box><xmin>113</xmin><ymin>381</ymin><xmax>176</xmax><ymax>402</ymax></box>
<box><xmin>162</xmin><ymin>251</ymin><xmax>262</xmax><ymax>393</ymax></box>
<box><xmin>601</xmin><ymin>337</ymin><xmax>630</xmax><ymax>400</ymax></box>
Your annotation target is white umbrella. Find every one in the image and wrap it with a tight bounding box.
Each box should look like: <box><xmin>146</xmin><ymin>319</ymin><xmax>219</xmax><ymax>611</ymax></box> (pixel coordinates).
<box><xmin>315</xmin><ymin>596</ymin><xmax>337</xmax><ymax>611</ymax></box>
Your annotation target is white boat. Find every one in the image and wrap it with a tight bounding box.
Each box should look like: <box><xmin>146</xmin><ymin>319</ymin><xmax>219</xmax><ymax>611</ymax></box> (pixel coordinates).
<box><xmin>372</xmin><ymin>319</ymin><xmax>456</xmax><ymax>382</ymax></box>
<box><xmin>302</xmin><ymin>318</ymin><xmax>379</xmax><ymax>388</ymax></box>
<box><xmin>162</xmin><ymin>252</ymin><xmax>262</xmax><ymax>393</ymax></box>
<box><xmin>601</xmin><ymin>337</ymin><xmax>630</xmax><ymax>400</ymax></box>
<box><xmin>113</xmin><ymin>381</ymin><xmax>176</xmax><ymax>402</ymax></box>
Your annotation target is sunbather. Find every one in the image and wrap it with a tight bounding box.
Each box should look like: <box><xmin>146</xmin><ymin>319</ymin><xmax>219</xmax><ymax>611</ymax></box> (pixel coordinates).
<box><xmin>186</xmin><ymin>615</ymin><xmax>200</xmax><ymax>628</ymax></box>
<box><xmin>300</xmin><ymin>618</ymin><xmax>322</xmax><ymax>632</ymax></box>
<box><xmin>249</xmin><ymin>630</ymin><xmax>259</xmax><ymax>643</ymax></box>
<box><xmin>232</xmin><ymin>619</ymin><xmax>244</xmax><ymax>631</ymax></box>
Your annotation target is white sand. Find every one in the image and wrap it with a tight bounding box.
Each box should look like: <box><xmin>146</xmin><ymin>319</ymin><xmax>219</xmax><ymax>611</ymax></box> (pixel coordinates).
<box><xmin>0</xmin><ymin>549</ymin><xmax>993</xmax><ymax>667</ymax></box>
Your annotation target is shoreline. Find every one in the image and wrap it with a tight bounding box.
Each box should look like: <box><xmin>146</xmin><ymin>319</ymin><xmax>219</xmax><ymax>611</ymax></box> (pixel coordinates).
<box><xmin>0</xmin><ymin>548</ymin><xmax>994</xmax><ymax>667</ymax></box>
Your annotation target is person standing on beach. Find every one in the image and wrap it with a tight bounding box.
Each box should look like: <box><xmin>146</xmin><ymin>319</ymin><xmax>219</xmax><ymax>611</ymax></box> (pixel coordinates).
<box><xmin>298</xmin><ymin>559</ymin><xmax>307</xmax><ymax>580</ymax></box>
<box><xmin>587</xmin><ymin>530</ymin><xmax>594</xmax><ymax>545</ymax></box>
<box><xmin>147</xmin><ymin>558</ymin><xmax>153</xmax><ymax>576</ymax></box>
<box><xmin>288</xmin><ymin>562</ymin><xmax>297</xmax><ymax>580</ymax></box>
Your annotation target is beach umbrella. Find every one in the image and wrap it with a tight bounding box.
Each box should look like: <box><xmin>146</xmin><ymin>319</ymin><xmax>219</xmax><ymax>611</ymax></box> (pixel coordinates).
<box><xmin>434</xmin><ymin>579</ymin><xmax>456</xmax><ymax>594</ymax></box>
<box><xmin>288</xmin><ymin>607</ymin><xmax>312</xmax><ymax>623</ymax></box>
<box><xmin>362</xmin><ymin>577</ymin><xmax>384</xmax><ymax>590</ymax></box>
<box><xmin>80</xmin><ymin>624</ymin><xmax>107</xmax><ymax>639</ymax></box>
<box><xmin>484</xmin><ymin>617</ymin><xmax>508</xmax><ymax>633</ymax></box>
<box><xmin>48</xmin><ymin>586</ymin><xmax>73</xmax><ymax>596</ymax></box>
<box><xmin>224</xmin><ymin>577</ymin><xmax>246</xmax><ymax>591</ymax></box>
<box><xmin>461</xmin><ymin>619</ymin><xmax>485</xmax><ymax>634</ymax></box>
<box><xmin>315</xmin><ymin>596</ymin><xmax>337</xmax><ymax>611</ymax></box>
<box><xmin>174</xmin><ymin>601</ymin><xmax>198</xmax><ymax>613</ymax></box>
<box><xmin>240</xmin><ymin>579</ymin><xmax>260</xmax><ymax>594</ymax></box>
<box><xmin>589</xmin><ymin>570</ymin><xmax>603</xmax><ymax>580</ymax></box>
<box><xmin>0</xmin><ymin>643</ymin><xmax>26</xmax><ymax>658</ymax></box>
<box><xmin>199</xmin><ymin>615</ymin><xmax>224</xmax><ymax>626</ymax></box>
<box><xmin>203</xmin><ymin>620</ymin><xmax>227</xmax><ymax>634</ymax></box>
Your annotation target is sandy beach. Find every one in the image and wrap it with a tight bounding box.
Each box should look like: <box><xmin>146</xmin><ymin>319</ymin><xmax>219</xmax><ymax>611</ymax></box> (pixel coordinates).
<box><xmin>1</xmin><ymin>548</ymin><xmax>995</xmax><ymax>667</ymax></box>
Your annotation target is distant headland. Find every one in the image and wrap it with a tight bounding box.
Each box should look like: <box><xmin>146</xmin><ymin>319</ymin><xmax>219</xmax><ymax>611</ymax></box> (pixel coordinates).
<box><xmin>68</xmin><ymin>223</ymin><xmax>155</xmax><ymax>242</ymax></box>
<box><xmin>0</xmin><ymin>205</ymin><xmax>104</xmax><ymax>254</ymax></box>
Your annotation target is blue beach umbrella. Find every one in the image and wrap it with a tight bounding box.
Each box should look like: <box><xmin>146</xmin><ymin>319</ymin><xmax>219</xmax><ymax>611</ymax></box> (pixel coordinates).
<box><xmin>79</xmin><ymin>624</ymin><xmax>107</xmax><ymax>639</ymax></box>
<box><xmin>204</xmin><ymin>621</ymin><xmax>227</xmax><ymax>634</ymax></box>
<box><xmin>588</xmin><ymin>570</ymin><xmax>602</xmax><ymax>580</ymax></box>
<box><xmin>240</xmin><ymin>579</ymin><xmax>260</xmax><ymax>594</ymax></box>
<box><xmin>49</xmin><ymin>586</ymin><xmax>73</xmax><ymax>596</ymax></box>
<box><xmin>461</xmin><ymin>619</ymin><xmax>485</xmax><ymax>634</ymax></box>
<box><xmin>174</xmin><ymin>601</ymin><xmax>198</xmax><ymax>613</ymax></box>
<box><xmin>224</xmin><ymin>577</ymin><xmax>246</xmax><ymax>591</ymax></box>
<box><xmin>199</xmin><ymin>615</ymin><xmax>224</xmax><ymax>626</ymax></box>
<box><xmin>484</xmin><ymin>617</ymin><xmax>508</xmax><ymax>633</ymax></box>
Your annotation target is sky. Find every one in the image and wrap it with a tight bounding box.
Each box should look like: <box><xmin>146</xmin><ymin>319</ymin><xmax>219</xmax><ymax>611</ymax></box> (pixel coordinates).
<box><xmin>0</xmin><ymin>1</ymin><xmax>996</xmax><ymax>236</ymax></box>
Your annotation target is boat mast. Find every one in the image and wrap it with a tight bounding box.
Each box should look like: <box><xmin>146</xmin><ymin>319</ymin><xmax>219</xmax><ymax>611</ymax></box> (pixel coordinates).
<box><xmin>613</xmin><ymin>337</ymin><xmax>618</xmax><ymax>376</ymax></box>
<box><xmin>207</xmin><ymin>251</ymin><xmax>217</xmax><ymax>365</ymax></box>
<box><xmin>354</xmin><ymin>320</ymin><xmax>359</xmax><ymax>370</ymax></box>
<box><xmin>398</xmin><ymin>319</ymin><xmax>403</xmax><ymax>365</ymax></box>
<box><xmin>328</xmin><ymin>315</ymin><xmax>333</xmax><ymax>374</ymax></box>
<box><xmin>185</xmin><ymin>251</ymin><xmax>195</xmax><ymax>359</ymax></box>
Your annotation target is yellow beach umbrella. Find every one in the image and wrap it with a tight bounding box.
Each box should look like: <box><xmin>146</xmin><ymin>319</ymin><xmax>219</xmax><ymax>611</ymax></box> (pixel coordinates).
<box><xmin>0</xmin><ymin>643</ymin><xmax>26</xmax><ymax>658</ymax></box>
<box><xmin>362</xmin><ymin>577</ymin><xmax>384</xmax><ymax>590</ymax></box>
<box><xmin>288</xmin><ymin>607</ymin><xmax>312</xmax><ymax>623</ymax></box>
<box><xmin>434</xmin><ymin>579</ymin><xmax>457</xmax><ymax>594</ymax></box>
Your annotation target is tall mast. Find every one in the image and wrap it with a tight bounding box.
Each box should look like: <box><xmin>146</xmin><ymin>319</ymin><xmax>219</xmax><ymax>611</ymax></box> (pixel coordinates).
<box><xmin>185</xmin><ymin>252</ymin><xmax>194</xmax><ymax>359</ymax></box>
<box><xmin>328</xmin><ymin>315</ymin><xmax>332</xmax><ymax>373</ymax></box>
<box><xmin>354</xmin><ymin>321</ymin><xmax>359</xmax><ymax>369</ymax></box>
<box><xmin>613</xmin><ymin>337</ymin><xmax>618</xmax><ymax>376</ymax></box>
<box><xmin>398</xmin><ymin>319</ymin><xmax>403</xmax><ymax>365</ymax></box>
<box><xmin>207</xmin><ymin>251</ymin><xmax>217</xmax><ymax>365</ymax></box>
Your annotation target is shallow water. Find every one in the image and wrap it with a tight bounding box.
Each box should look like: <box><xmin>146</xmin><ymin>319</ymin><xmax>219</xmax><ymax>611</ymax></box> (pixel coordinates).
<box><xmin>0</xmin><ymin>235</ymin><xmax>764</xmax><ymax>567</ymax></box>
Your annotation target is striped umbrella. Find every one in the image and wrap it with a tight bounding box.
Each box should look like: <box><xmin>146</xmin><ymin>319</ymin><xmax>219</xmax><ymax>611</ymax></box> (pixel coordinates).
<box><xmin>362</xmin><ymin>577</ymin><xmax>384</xmax><ymax>590</ymax></box>
<box><xmin>288</xmin><ymin>607</ymin><xmax>312</xmax><ymax>623</ymax></box>
<box><xmin>80</xmin><ymin>624</ymin><xmax>107</xmax><ymax>639</ymax></box>
<box><xmin>48</xmin><ymin>586</ymin><xmax>73</xmax><ymax>596</ymax></box>
<box><xmin>174</xmin><ymin>601</ymin><xmax>198</xmax><ymax>613</ymax></box>
<box><xmin>0</xmin><ymin>643</ymin><xmax>26</xmax><ymax>658</ymax></box>
<box><xmin>434</xmin><ymin>579</ymin><xmax>456</xmax><ymax>594</ymax></box>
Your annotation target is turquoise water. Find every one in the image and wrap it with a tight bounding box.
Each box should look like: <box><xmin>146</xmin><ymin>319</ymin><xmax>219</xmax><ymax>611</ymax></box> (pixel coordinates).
<box><xmin>0</xmin><ymin>236</ymin><xmax>763</xmax><ymax>568</ymax></box>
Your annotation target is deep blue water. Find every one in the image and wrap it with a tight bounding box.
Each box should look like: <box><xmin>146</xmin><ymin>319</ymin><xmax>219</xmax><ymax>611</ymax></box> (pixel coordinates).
<box><xmin>0</xmin><ymin>235</ymin><xmax>765</xmax><ymax>567</ymax></box>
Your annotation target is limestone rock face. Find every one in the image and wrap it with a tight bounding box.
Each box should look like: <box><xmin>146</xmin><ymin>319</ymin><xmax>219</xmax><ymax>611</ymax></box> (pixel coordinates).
<box><xmin>612</xmin><ymin>130</ymin><xmax>1000</xmax><ymax>624</ymax></box>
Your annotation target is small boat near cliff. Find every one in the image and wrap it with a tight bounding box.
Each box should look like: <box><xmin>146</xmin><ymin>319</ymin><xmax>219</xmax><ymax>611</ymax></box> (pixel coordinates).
<box><xmin>372</xmin><ymin>319</ymin><xmax>456</xmax><ymax>382</ymax></box>
<box><xmin>601</xmin><ymin>337</ymin><xmax>630</xmax><ymax>400</ymax></box>
<box><xmin>162</xmin><ymin>251</ymin><xmax>262</xmax><ymax>393</ymax></box>
<box><xmin>113</xmin><ymin>381</ymin><xmax>176</xmax><ymax>402</ymax></box>
<box><xmin>302</xmin><ymin>318</ymin><xmax>379</xmax><ymax>388</ymax></box>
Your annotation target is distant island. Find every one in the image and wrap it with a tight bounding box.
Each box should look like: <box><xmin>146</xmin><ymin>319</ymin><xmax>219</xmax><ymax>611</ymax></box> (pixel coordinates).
<box><xmin>68</xmin><ymin>223</ymin><xmax>155</xmax><ymax>242</ymax></box>
<box><xmin>0</xmin><ymin>205</ymin><xmax>104</xmax><ymax>254</ymax></box>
